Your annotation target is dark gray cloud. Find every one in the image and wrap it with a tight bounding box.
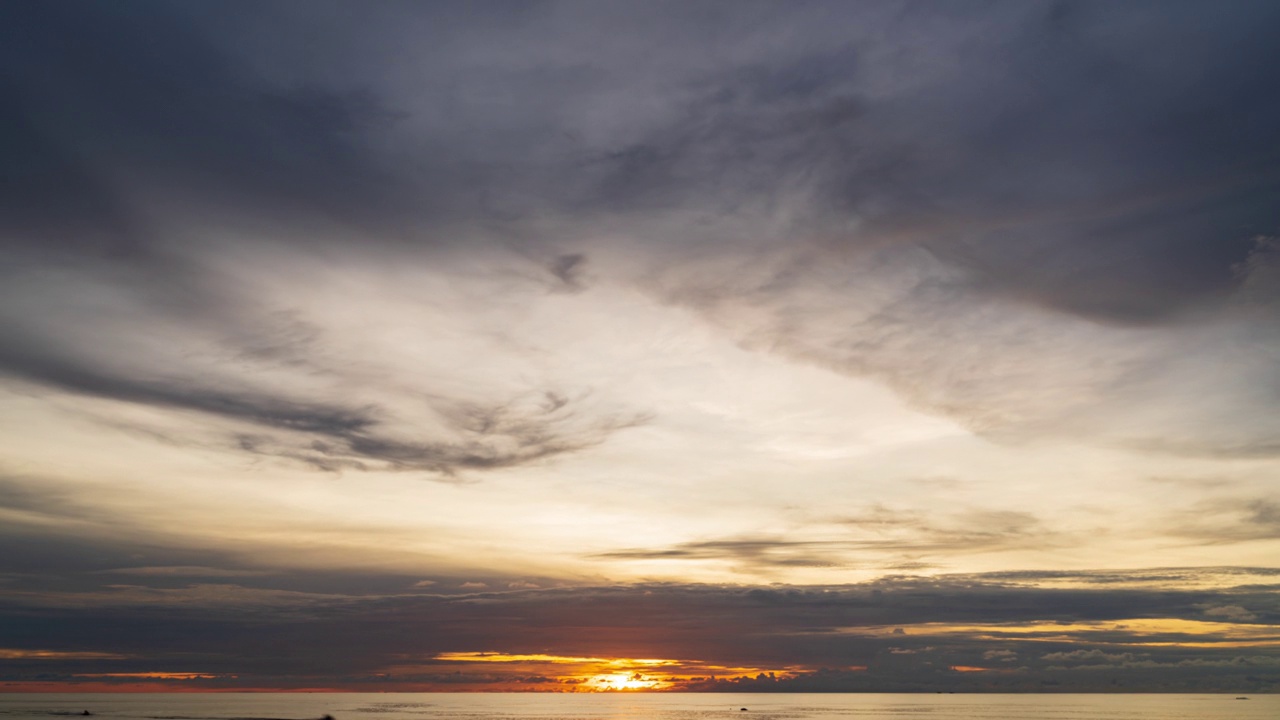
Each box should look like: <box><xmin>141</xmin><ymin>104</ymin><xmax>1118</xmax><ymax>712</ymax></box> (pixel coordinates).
<box><xmin>566</xmin><ymin>2</ymin><xmax>1280</xmax><ymax>453</ymax></box>
<box><xmin>547</xmin><ymin>253</ymin><xmax>589</xmax><ymax>293</ymax></box>
<box><xmin>0</xmin><ymin>470</ymin><xmax>557</xmax><ymax>598</ymax></box>
<box><xmin>0</xmin><ymin>1</ymin><xmax>420</xmax><ymax>254</ymax></box>
<box><xmin>303</xmin><ymin>393</ymin><xmax>648</xmax><ymax>476</ymax></box>
<box><xmin>596</xmin><ymin>539</ymin><xmax>851</xmax><ymax>570</ymax></box>
<box><xmin>1</xmin><ymin>573</ymin><xmax>1276</xmax><ymax>691</ymax></box>
<box><xmin>7</xmin><ymin>0</ymin><xmax>1276</xmax><ymax>296</ymax></box>
<box><xmin>4</xmin><ymin>0</ymin><xmax>1280</xmax><ymax>456</ymax></box>
<box><xmin>564</xmin><ymin>1</ymin><xmax>1280</xmax><ymax>322</ymax></box>
<box><xmin>0</xmin><ymin>339</ymin><xmax>374</xmax><ymax>436</ymax></box>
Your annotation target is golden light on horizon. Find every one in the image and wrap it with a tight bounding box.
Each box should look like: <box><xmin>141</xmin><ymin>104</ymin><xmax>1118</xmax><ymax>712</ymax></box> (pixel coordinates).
<box><xmin>73</xmin><ymin>672</ymin><xmax>229</xmax><ymax>680</ymax></box>
<box><xmin>434</xmin><ymin>652</ymin><xmax>616</xmax><ymax>664</ymax></box>
<box><xmin>582</xmin><ymin>672</ymin><xmax>667</xmax><ymax>691</ymax></box>
<box><xmin>427</xmin><ymin>651</ymin><xmax>790</xmax><ymax>691</ymax></box>
<box><xmin>846</xmin><ymin>618</ymin><xmax>1280</xmax><ymax>647</ymax></box>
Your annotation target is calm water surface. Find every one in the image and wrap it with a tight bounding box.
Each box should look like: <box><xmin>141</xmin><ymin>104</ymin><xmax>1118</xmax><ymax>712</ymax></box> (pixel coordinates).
<box><xmin>0</xmin><ymin>694</ymin><xmax>1275</xmax><ymax>720</ymax></box>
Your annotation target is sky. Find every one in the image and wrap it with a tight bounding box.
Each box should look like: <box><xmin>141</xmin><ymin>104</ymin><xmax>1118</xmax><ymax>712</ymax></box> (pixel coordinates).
<box><xmin>1</xmin><ymin>0</ymin><xmax>1279</xmax><ymax>693</ymax></box>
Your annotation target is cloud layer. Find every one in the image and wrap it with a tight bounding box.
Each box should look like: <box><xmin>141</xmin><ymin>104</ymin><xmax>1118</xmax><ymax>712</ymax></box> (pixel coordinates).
<box><xmin>2</xmin><ymin>572</ymin><xmax>1277</xmax><ymax>691</ymax></box>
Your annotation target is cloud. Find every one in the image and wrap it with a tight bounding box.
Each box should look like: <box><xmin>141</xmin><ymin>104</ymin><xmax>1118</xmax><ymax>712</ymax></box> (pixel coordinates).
<box><xmin>963</xmin><ymin>567</ymin><xmax>1280</xmax><ymax>588</ymax></box>
<box><xmin>328</xmin><ymin>393</ymin><xmax>648</xmax><ymax>477</ymax></box>
<box><xmin>0</xmin><ymin>2</ymin><xmax>425</xmax><ymax>258</ymax></box>
<box><xmin>0</xmin><ymin>340</ymin><xmax>375</xmax><ymax>437</ymax></box>
<box><xmin>595</xmin><ymin>538</ymin><xmax>849</xmax><ymax>570</ymax></box>
<box><xmin>0</xmin><ymin>327</ymin><xmax>645</xmax><ymax>477</ymax></box>
<box><xmin>1167</xmin><ymin>498</ymin><xmax>1280</xmax><ymax>544</ymax></box>
<box><xmin>1202</xmin><ymin>605</ymin><xmax>1259</xmax><ymax>622</ymax></box>
<box><xmin>594</xmin><ymin>507</ymin><xmax>1058</xmax><ymax>571</ymax></box>
<box><xmin>0</xmin><ymin>649</ymin><xmax>128</xmax><ymax>660</ymax></box>
<box><xmin>1</xmin><ymin>573</ymin><xmax>1277</xmax><ymax>690</ymax></box>
<box><xmin>642</xmin><ymin>233</ymin><xmax>1280</xmax><ymax>457</ymax></box>
<box><xmin>94</xmin><ymin>567</ymin><xmax>272</xmax><ymax>579</ymax></box>
<box><xmin>1041</xmin><ymin>649</ymin><xmax>1141</xmax><ymax>664</ymax></box>
<box><xmin>547</xmin><ymin>253</ymin><xmax>589</xmax><ymax>293</ymax></box>
<box><xmin>549</xmin><ymin>5</ymin><xmax>1280</xmax><ymax>456</ymax></box>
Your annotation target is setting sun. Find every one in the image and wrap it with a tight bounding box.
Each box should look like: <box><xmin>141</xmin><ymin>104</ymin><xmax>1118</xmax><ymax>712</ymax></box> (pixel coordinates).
<box><xmin>583</xmin><ymin>672</ymin><xmax>666</xmax><ymax>691</ymax></box>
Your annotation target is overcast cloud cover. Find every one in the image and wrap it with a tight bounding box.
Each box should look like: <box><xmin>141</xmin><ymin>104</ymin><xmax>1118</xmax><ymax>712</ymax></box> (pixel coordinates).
<box><xmin>2</xmin><ymin>0</ymin><xmax>1279</xmax><ymax>692</ymax></box>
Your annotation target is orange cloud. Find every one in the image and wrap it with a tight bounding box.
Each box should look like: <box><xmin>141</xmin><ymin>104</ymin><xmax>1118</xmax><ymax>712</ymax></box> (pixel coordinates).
<box><xmin>0</xmin><ymin>648</ymin><xmax>128</xmax><ymax>660</ymax></box>
<box><xmin>847</xmin><ymin>618</ymin><xmax>1280</xmax><ymax>647</ymax></box>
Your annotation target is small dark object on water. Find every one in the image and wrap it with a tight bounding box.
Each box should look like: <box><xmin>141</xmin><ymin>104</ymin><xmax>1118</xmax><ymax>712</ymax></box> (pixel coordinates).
<box><xmin>1236</xmin><ymin>697</ymin><xmax>1249</xmax><ymax>700</ymax></box>
<box><xmin>322</xmin><ymin>715</ymin><xmax>336</xmax><ymax>720</ymax></box>
<box><xmin>740</xmin><ymin>709</ymin><xmax>748</xmax><ymax>712</ymax></box>
<box><xmin>81</xmin><ymin>712</ymin><xmax>92</xmax><ymax>716</ymax></box>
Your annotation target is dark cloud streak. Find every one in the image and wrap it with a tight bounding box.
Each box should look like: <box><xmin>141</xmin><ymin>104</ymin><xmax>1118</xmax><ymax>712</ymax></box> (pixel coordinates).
<box><xmin>1</xmin><ymin>573</ymin><xmax>1276</xmax><ymax>690</ymax></box>
<box><xmin>595</xmin><ymin>509</ymin><xmax>1055</xmax><ymax>571</ymax></box>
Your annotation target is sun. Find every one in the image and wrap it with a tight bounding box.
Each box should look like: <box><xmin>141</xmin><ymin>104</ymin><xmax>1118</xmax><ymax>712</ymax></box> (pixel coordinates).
<box><xmin>583</xmin><ymin>672</ymin><xmax>663</xmax><ymax>691</ymax></box>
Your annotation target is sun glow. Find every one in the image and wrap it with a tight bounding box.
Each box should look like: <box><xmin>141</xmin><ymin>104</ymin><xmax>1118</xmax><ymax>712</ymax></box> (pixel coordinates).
<box><xmin>73</xmin><ymin>672</ymin><xmax>228</xmax><ymax>679</ymax></box>
<box><xmin>428</xmin><ymin>651</ymin><xmax>788</xmax><ymax>691</ymax></box>
<box><xmin>583</xmin><ymin>672</ymin><xmax>666</xmax><ymax>691</ymax></box>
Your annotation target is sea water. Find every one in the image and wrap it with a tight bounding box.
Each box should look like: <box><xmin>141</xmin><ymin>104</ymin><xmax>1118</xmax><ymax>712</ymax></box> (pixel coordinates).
<box><xmin>0</xmin><ymin>694</ymin><xmax>1276</xmax><ymax>720</ymax></box>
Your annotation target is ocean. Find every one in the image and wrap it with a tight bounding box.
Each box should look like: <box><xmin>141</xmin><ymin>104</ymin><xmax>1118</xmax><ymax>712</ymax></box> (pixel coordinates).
<box><xmin>0</xmin><ymin>694</ymin><xmax>1275</xmax><ymax>720</ymax></box>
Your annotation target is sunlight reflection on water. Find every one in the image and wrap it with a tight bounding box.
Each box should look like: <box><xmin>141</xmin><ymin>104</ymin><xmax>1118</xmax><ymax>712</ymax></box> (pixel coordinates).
<box><xmin>1</xmin><ymin>694</ymin><xmax>1277</xmax><ymax>720</ymax></box>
